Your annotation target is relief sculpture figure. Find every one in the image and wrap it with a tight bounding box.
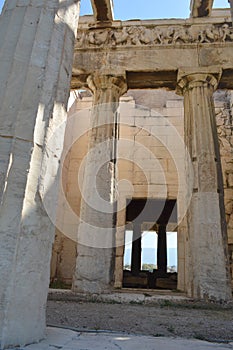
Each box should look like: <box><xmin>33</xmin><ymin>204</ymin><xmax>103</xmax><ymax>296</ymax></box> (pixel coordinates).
<box><xmin>138</xmin><ymin>27</ymin><xmax>154</xmax><ymax>45</ymax></box>
<box><xmin>111</xmin><ymin>27</ymin><xmax>130</xmax><ymax>45</ymax></box>
<box><xmin>88</xmin><ymin>30</ymin><xmax>109</xmax><ymax>46</ymax></box>
<box><xmin>199</xmin><ymin>25</ymin><xmax>220</xmax><ymax>43</ymax></box>
<box><xmin>76</xmin><ymin>23</ymin><xmax>233</xmax><ymax>48</ymax></box>
<box><xmin>219</xmin><ymin>24</ymin><xmax>233</xmax><ymax>42</ymax></box>
<box><xmin>127</xmin><ymin>26</ymin><xmax>142</xmax><ymax>45</ymax></box>
<box><xmin>172</xmin><ymin>26</ymin><xmax>192</xmax><ymax>44</ymax></box>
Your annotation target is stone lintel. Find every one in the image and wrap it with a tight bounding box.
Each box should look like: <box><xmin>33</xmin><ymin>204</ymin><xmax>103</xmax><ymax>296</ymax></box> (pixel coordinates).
<box><xmin>190</xmin><ymin>0</ymin><xmax>214</xmax><ymax>17</ymax></box>
<box><xmin>91</xmin><ymin>0</ymin><xmax>114</xmax><ymax>22</ymax></box>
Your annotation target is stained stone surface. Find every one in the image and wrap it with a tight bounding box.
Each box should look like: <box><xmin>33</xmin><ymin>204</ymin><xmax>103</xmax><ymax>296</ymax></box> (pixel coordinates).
<box><xmin>12</xmin><ymin>327</ymin><xmax>233</xmax><ymax>350</ymax></box>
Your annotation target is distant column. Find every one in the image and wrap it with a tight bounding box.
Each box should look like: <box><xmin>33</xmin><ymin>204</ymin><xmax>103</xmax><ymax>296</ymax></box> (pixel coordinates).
<box><xmin>131</xmin><ymin>223</ymin><xmax>142</xmax><ymax>275</ymax></box>
<box><xmin>177</xmin><ymin>68</ymin><xmax>232</xmax><ymax>301</ymax></box>
<box><xmin>73</xmin><ymin>74</ymin><xmax>127</xmax><ymax>294</ymax></box>
<box><xmin>157</xmin><ymin>224</ymin><xmax>167</xmax><ymax>274</ymax></box>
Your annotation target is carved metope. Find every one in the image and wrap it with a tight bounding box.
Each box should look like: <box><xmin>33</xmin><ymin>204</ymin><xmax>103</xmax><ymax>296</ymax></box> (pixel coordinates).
<box><xmin>76</xmin><ymin>22</ymin><xmax>233</xmax><ymax>49</ymax></box>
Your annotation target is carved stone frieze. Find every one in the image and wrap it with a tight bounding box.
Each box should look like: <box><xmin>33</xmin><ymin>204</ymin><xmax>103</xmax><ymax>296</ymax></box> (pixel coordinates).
<box><xmin>76</xmin><ymin>22</ymin><xmax>233</xmax><ymax>49</ymax></box>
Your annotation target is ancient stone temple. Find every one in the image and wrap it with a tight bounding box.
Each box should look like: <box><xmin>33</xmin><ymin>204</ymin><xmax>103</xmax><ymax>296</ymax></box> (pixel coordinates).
<box><xmin>0</xmin><ymin>0</ymin><xmax>233</xmax><ymax>348</ymax></box>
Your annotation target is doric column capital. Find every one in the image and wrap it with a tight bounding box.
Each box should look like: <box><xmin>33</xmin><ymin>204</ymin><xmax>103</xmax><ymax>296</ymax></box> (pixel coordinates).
<box><xmin>176</xmin><ymin>67</ymin><xmax>222</xmax><ymax>95</ymax></box>
<box><xmin>87</xmin><ymin>73</ymin><xmax>127</xmax><ymax>100</ymax></box>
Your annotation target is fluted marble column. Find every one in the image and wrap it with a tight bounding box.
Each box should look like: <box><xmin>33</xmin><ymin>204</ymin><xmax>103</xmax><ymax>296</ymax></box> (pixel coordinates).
<box><xmin>177</xmin><ymin>68</ymin><xmax>232</xmax><ymax>301</ymax></box>
<box><xmin>0</xmin><ymin>1</ymin><xmax>80</xmax><ymax>348</ymax></box>
<box><xmin>73</xmin><ymin>74</ymin><xmax>127</xmax><ymax>294</ymax></box>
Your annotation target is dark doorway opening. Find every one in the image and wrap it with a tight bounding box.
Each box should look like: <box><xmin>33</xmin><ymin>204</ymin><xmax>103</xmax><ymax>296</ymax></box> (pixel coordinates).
<box><xmin>123</xmin><ymin>198</ymin><xmax>178</xmax><ymax>290</ymax></box>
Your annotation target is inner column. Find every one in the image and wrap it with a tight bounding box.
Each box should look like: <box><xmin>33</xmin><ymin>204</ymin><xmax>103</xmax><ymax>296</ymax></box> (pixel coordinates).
<box><xmin>157</xmin><ymin>224</ymin><xmax>167</xmax><ymax>274</ymax></box>
<box><xmin>131</xmin><ymin>223</ymin><xmax>142</xmax><ymax>275</ymax></box>
<box><xmin>177</xmin><ymin>68</ymin><xmax>232</xmax><ymax>301</ymax></box>
<box><xmin>73</xmin><ymin>74</ymin><xmax>127</xmax><ymax>294</ymax></box>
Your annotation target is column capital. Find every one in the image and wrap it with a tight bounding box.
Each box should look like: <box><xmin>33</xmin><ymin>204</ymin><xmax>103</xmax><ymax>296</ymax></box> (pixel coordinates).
<box><xmin>176</xmin><ymin>67</ymin><xmax>222</xmax><ymax>95</ymax></box>
<box><xmin>87</xmin><ymin>73</ymin><xmax>127</xmax><ymax>98</ymax></box>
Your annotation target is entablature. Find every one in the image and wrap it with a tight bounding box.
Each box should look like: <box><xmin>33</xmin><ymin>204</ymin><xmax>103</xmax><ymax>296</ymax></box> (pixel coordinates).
<box><xmin>72</xmin><ymin>12</ymin><xmax>233</xmax><ymax>90</ymax></box>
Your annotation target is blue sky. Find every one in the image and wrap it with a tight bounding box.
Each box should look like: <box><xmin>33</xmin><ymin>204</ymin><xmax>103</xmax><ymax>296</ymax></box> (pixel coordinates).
<box><xmin>0</xmin><ymin>0</ymin><xmax>230</xmax><ymax>18</ymax></box>
<box><xmin>80</xmin><ymin>0</ymin><xmax>230</xmax><ymax>20</ymax></box>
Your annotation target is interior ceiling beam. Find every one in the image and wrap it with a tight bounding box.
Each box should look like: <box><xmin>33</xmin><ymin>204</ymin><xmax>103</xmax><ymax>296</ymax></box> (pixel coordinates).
<box><xmin>91</xmin><ymin>0</ymin><xmax>114</xmax><ymax>22</ymax></box>
<box><xmin>190</xmin><ymin>0</ymin><xmax>214</xmax><ymax>17</ymax></box>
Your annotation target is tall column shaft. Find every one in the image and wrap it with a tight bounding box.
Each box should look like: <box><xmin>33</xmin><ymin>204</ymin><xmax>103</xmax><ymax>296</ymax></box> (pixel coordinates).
<box><xmin>0</xmin><ymin>1</ymin><xmax>80</xmax><ymax>348</ymax></box>
<box><xmin>73</xmin><ymin>74</ymin><xmax>127</xmax><ymax>294</ymax></box>
<box><xmin>177</xmin><ymin>68</ymin><xmax>232</xmax><ymax>301</ymax></box>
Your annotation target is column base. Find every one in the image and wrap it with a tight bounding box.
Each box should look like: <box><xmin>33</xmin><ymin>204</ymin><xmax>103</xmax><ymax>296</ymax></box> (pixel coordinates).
<box><xmin>72</xmin><ymin>280</ymin><xmax>113</xmax><ymax>294</ymax></box>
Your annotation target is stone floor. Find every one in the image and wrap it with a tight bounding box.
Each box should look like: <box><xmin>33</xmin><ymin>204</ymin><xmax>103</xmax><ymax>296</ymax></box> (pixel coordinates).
<box><xmin>48</xmin><ymin>288</ymin><xmax>190</xmax><ymax>303</ymax></box>
<box><xmin>14</xmin><ymin>327</ymin><xmax>233</xmax><ymax>350</ymax></box>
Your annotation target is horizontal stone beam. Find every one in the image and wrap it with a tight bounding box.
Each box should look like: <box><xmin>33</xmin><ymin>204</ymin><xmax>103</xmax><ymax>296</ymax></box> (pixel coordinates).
<box><xmin>190</xmin><ymin>0</ymin><xmax>214</xmax><ymax>17</ymax></box>
<box><xmin>91</xmin><ymin>0</ymin><xmax>114</xmax><ymax>22</ymax></box>
<box><xmin>72</xmin><ymin>18</ymin><xmax>233</xmax><ymax>90</ymax></box>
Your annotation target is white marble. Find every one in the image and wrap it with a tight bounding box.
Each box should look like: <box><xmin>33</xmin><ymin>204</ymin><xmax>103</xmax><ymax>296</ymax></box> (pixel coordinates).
<box><xmin>0</xmin><ymin>1</ymin><xmax>80</xmax><ymax>348</ymax></box>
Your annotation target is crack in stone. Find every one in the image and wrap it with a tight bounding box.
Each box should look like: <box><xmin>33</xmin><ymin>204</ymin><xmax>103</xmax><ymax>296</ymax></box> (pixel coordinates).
<box><xmin>112</xmin><ymin>341</ymin><xmax>123</xmax><ymax>350</ymax></box>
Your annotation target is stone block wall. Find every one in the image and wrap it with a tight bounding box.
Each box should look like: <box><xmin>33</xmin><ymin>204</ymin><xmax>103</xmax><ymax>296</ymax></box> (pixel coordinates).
<box><xmin>50</xmin><ymin>89</ymin><xmax>233</xmax><ymax>290</ymax></box>
<box><xmin>50</xmin><ymin>95</ymin><xmax>91</xmax><ymax>285</ymax></box>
